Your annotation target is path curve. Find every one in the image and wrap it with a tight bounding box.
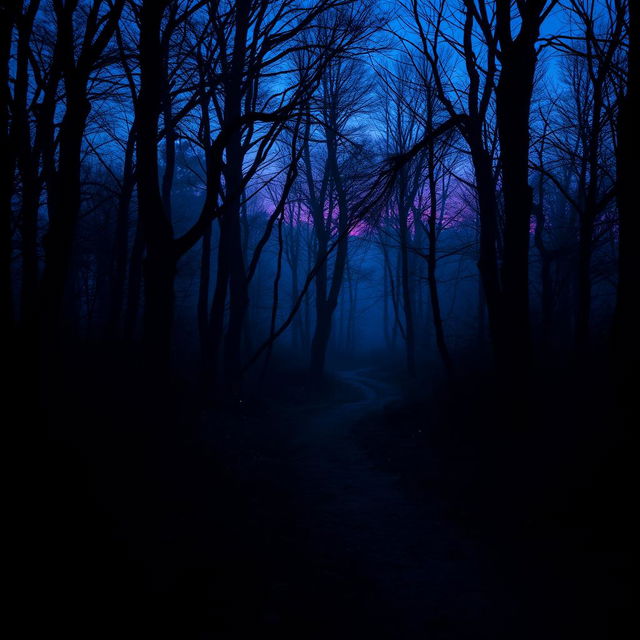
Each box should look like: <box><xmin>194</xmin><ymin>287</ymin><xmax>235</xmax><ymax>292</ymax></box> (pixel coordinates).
<box><xmin>265</xmin><ymin>367</ymin><xmax>517</xmax><ymax>639</ymax></box>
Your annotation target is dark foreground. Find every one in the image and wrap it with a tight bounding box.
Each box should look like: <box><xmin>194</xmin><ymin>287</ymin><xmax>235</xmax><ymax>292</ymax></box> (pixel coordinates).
<box><xmin>19</xmin><ymin>356</ymin><xmax>632</xmax><ymax>638</ymax></box>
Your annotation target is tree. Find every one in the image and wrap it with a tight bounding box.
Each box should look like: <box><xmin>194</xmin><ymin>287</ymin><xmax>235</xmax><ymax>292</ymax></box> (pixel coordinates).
<box><xmin>493</xmin><ymin>0</ymin><xmax>557</xmax><ymax>372</ymax></box>
<box><xmin>11</xmin><ymin>0</ymin><xmax>42</xmax><ymax>337</ymax></box>
<box><xmin>613</xmin><ymin>0</ymin><xmax>638</xmax><ymax>383</ymax></box>
<box><xmin>549</xmin><ymin>0</ymin><xmax>623</xmax><ymax>352</ymax></box>
<box><xmin>300</xmin><ymin>27</ymin><xmax>375</xmax><ymax>378</ymax></box>
<box><xmin>0</xmin><ymin>0</ymin><xmax>18</xmax><ymax>340</ymax></box>
<box><xmin>39</xmin><ymin>0</ymin><xmax>125</xmax><ymax>337</ymax></box>
<box><xmin>402</xmin><ymin>0</ymin><xmax>503</xmax><ymax>366</ymax></box>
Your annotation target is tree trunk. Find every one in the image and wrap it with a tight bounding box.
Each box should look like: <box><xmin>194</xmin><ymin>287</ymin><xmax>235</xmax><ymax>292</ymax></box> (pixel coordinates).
<box><xmin>309</xmin><ymin>231</ymin><xmax>329</xmax><ymax>378</ymax></box>
<box><xmin>19</xmin><ymin>188</ymin><xmax>39</xmax><ymax>334</ymax></box>
<box><xmin>309</xmin><ymin>133</ymin><xmax>350</xmax><ymax>379</ymax></box>
<box><xmin>208</xmin><ymin>220</ymin><xmax>230</xmax><ymax>365</ymax></box>
<box><xmin>142</xmin><ymin>244</ymin><xmax>175</xmax><ymax>372</ymax></box>
<box><xmin>533</xmin><ymin>179</ymin><xmax>553</xmax><ymax>346</ymax></box>
<box><xmin>613</xmin><ymin>0</ymin><xmax>640</xmax><ymax>385</ymax></box>
<box><xmin>40</xmin><ymin>85</ymin><xmax>91</xmax><ymax>334</ymax></box>
<box><xmin>39</xmin><ymin>0</ymin><xmax>124</xmax><ymax>338</ymax></box>
<box><xmin>495</xmin><ymin>39</ymin><xmax>537</xmax><ymax>373</ymax></box>
<box><xmin>198</xmin><ymin>221</ymin><xmax>212</xmax><ymax>357</ymax></box>
<box><xmin>398</xmin><ymin>203</ymin><xmax>416</xmax><ymax>376</ymax></box>
<box><xmin>0</xmin><ymin>0</ymin><xmax>18</xmax><ymax>337</ymax></box>
<box><xmin>218</xmin><ymin>0</ymin><xmax>250</xmax><ymax>394</ymax></box>
<box><xmin>161</xmin><ymin>57</ymin><xmax>175</xmax><ymax>220</ymax></box>
<box><xmin>222</xmin><ymin>210</ymin><xmax>249</xmax><ymax>390</ymax></box>
<box><xmin>426</xmin><ymin>141</ymin><xmax>453</xmax><ymax>376</ymax></box>
<box><xmin>106</xmin><ymin>125</ymin><xmax>136</xmax><ymax>338</ymax></box>
<box><xmin>219</xmin><ymin>145</ymin><xmax>249</xmax><ymax>390</ymax></box>
<box><xmin>468</xmin><ymin>134</ymin><xmax>503</xmax><ymax>359</ymax></box>
<box><xmin>11</xmin><ymin>0</ymin><xmax>41</xmax><ymax>337</ymax></box>
<box><xmin>575</xmin><ymin>214</ymin><xmax>594</xmax><ymax>351</ymax></box>
<box><xmin>123</xmin><ymin>217</ymin><xmax>144</xmax><ymax>342</ymax></box>
<box><xmin>310</xmin><ymin>306</ymin><xmax>333</xmax><ymax>379</ymax></box>
<box><xmin>137</xmin><ymin>0</ymin><xmax>175</xmax><ymax>374</ymax></box>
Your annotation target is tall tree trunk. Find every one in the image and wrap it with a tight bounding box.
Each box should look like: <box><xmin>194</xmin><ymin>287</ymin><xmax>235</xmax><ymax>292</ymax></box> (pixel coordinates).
<box><xmin>533</xmin><ymin>177</ymin><xmax>553</xmax><ymax>346</ymax></box>
<box><xmin>309</xmin><ymin>232</ymin><xmax>329</xmax><ymax>378</ymax></box>
<box><xmin>477</xmin><ymin>268</ymin><xmax>487</xmax><ymax>344</ymax></box>
<box><xmin>161</xmin><ymin>69</ymin><xmax>175</xmax><ymax>220</ymax></box>
<box><xmin>221</xmin><ymin>162</ymin><xmax>249</xmax><ymax>390</ymax></box>
<box><xmin>575</xmin><ymin>214</ymin><xmax>594</xmax><ymax>351</ymax></box>
<box><xmin>219</xmin><ymin>0</ymin><xmax>250</xmax><ymax>394</ymax></box>
<box><xmin>106</xmin><ymin>125</ymin><xmax>136</xmax><ymax>338</ymax></box>
<box><xmin>137</xmin><ymin>0</ymin><xmax>175</xmax><ymax>374</ymax></box>
<box><xmin>289</xmin><ymin>230</ymin><xmax>301</xmax><ymax>350</ymax></box>
<box><xmin>19</xmin><ymin>188</ymin><xmax>39</xmax><ymax>334</ymax></box>
<box><xmin>310</xmin><ymin>308</ymin><xmax>332</xmax><ymax>378</ymax></box>
<box><xmin>0</xmin><ymin>0</ymin><xmax>18</xmax><ymax>339</ymax></box>
<box><xmin>208</xmin><ymin>219</ymin><xmax>230</xmax><ymax>382</ymax></box>
<box><xmin>426</xmin><ymin>141</ymin><xmax>453</xmax><ymax>376</ymax></box>
<box><xmin>40</xmin><ymin>0</ymin><xmax>124</xmax><ymax>338</ymax></box>
<box><xmin>40</xmin><ymin>84</ymin><xmax>91</xmax><ymax>334</ymax></box>
<box><xmin>262</xmin><ymin>214</ymin><xmax>285</xmax><ymax>377</ymax></box>
<box><xmin>576</xmin><ymin>71</ymin><xmax>606</xmax><ymax>353</ymax></box>
<box><xmin>11</xmin><ymin>0</ymin><xmax>40</xmax><ymax>337</ymax></box>
<box><xmin>495</xmin><ymin>37</ymin><xmax>537</xmax><ymax>373</ymax></box>
<box><xmin>198</xmin><ymin>221</ymin><xmax>212</xmax><ymax>357</ymax></box>
<box><xmin>398</xmin><ymin>200</ymin><xmax>416</xmax><ymax>376</ymax></box>
<box><xmin>309</xmin><ymin>133</ymin><xmax>349</xmax><ymax>379</ymax></box>
<box><xmin>468</xmin><ymin>134</ymin><xmax>503</xmax><ymax>359</ymax></box>
<box><xmin>123</xmin><ymin>217</ymin><xmax>144</xmax><ymax>342</ymax></box>
<box><xmin>319</xmin><ymin>233</ymin><xmax>349</xmax><ymax>373</ymax></box>
<box><xmin>613</xmin><ymin>0</ymin><xmax>640</xmax><ymax>385</ymax></box>
<box><xmin>383</xmin><ymin>241</ymin><xmax>391</xmax><ymax>348</ymax></box>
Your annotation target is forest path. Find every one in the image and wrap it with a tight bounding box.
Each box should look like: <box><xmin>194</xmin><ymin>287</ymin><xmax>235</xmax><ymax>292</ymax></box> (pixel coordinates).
<box><xmin>255</xmin><ymin>367</ymin><xmax>518</xmax><ymax>639</ymax></box>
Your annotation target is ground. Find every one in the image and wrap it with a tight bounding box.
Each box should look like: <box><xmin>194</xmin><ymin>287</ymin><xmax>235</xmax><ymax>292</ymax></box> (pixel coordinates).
<box><xmin>29</xmin><ymin>361</ymin><xmax>632</xmax><ymax>638</ymax></box>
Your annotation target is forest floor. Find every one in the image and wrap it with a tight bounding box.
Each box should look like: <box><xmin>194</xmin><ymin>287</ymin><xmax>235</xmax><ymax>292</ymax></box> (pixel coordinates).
<box><xmin>219</xmin><ymin>367</ymin><xmax>521</xmax><ymax>639</ymax></box>
<box><xmin>30</xmin><ymin>358</ymin><xmax>632</xmax><ymax>639</ymax></box>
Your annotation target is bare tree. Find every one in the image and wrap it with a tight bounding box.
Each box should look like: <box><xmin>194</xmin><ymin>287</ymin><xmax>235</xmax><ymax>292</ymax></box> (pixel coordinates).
<box><xmin>0</xmin><ymin>0</ymin><xmax>18</xmax><ymax>340</ymax></box>
<box><xmin>613</xmin><ymin>0</ymin><xmax>638</xmax><ymax>379</ymax></box>
<box><xmin>300</xmin><ymin>22</ymin><xmax>375</xmax><ymax>378</ymax></box>
<box><xmin>39</xmin><ymin>0</ymin><xmax>125</xmax><ymax>337</ymax></box>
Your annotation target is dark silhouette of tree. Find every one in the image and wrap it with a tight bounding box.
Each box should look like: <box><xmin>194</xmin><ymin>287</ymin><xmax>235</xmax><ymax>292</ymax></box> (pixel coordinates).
<box><xmin>545</xmin><ymin>0</ymin><xmax>623</xmax><ymax>353</ymax></box>
<box><xmin>39</xmin><ymin>0</ymin><xmax>125</xmax><ymax>339</ymax></box>
<box><xmin>401</xmin><ymin>0</ymin><xmax>504</xmax><ymax>366</ymax></box>
<box><xmin>377</xmin><ymin>56</ymin><xmax>456</xmax><ymax>376</ymax></box>
<box><xmin>613</xmin><ymin>0</ymin><xmax>638</xmax><ymax>386</ymax></box>
<box><xmin>400</xmin><ymin>0</ymin><xmax>556</xmax><ymax>377</ymax></box>
<box><xmin>493</xmin><ymin>0</ymin><xmax>557</xmax><ymax>373</ymax></box>
<box><xmin>0</xmin><ymin>0</ymin><xmax>18</xmax><ymax>342</ymax></box>
<box><xmin>305</xmin><ymin>58</ymin><xmax>373</xmax><ymax>377</ymax></box>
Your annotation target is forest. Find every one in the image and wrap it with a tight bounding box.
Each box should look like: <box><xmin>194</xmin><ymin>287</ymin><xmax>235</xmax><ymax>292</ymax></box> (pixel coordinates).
<box><xmin>2</xmin><ymin>0</ymin><xmax>636</xmax><ymax>637</ymax></box>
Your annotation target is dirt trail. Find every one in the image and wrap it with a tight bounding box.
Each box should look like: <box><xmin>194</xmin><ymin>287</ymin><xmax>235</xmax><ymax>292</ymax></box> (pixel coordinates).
<box><xmin>255</xmin><ymin>367</ymin><xmax>519</xmax><ymax>639</ymax></box>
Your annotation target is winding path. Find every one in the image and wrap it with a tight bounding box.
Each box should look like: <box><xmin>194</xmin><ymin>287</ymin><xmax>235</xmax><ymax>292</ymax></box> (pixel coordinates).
<box><xmin>258</xmin><ymin>367</ymin><xmax>519</xmax><ymax>639</ymax></box>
